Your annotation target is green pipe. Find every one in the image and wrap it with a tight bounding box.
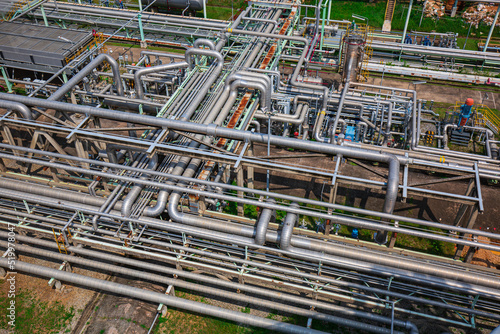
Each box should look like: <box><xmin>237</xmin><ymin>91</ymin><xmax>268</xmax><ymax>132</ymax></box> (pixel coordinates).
<box><xmin>1</xmin><ymin>67</ymin><xmax>13</xmax><ymax>93</ymax></box>
<box><xmin>138</xmin><ymin>13</ymin><xmax>145</xmax><ymax>42</ymax></box>
<box><xmin>40</xmin><ymin>4</ymin><xmax>49</xmax><ymax>27</ymax></box>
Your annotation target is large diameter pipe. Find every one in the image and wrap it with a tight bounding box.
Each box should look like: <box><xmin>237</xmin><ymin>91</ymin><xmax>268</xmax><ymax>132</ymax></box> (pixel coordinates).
<box><xmin>1</xmin><ymin>144</ymin><xmax>497</xmax><ymax>243</ymax></box>
<box><xmin>2</xmin><ymin>242</ymin><xmax>402</xmax><ymax>334</ymax></box>
<box><xmin>254</xmin><ymin>198</ymin><xmax>276</xmax><ymax>246</ymax></box>
<box><xmin>0</xmin><ymin>100</ymin><xmax>33</xmax><ymax>120</ymax></box>
<box><xmin>48</xmin><ymin>53</ymin><xmax>124</xmax><ymax>101</ymax></box>
<box><xmin>0</xmin><ymin>94</ymin><xmax>400</xmax><ymax>215</ymax></box>
<box><xmin>3</xmin><ymin>233</ymin><xmax>416</xmax><ymax>334</ymax></box>
<box><xmin>0</xmin><ymin>177</ymin><xmax>122</xmax><ymax>211</ymax></box>
<box><xmin>0</xmin><ymin>259</ymin><xmax>324</xmax><ymax>334</ymax></box>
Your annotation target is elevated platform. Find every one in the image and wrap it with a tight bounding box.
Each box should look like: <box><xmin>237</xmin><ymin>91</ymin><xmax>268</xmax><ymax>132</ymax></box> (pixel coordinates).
<box><xmin>0</xmin><ymin>21</ymin><xmax>92</xmax><ymax>72</ymax></box>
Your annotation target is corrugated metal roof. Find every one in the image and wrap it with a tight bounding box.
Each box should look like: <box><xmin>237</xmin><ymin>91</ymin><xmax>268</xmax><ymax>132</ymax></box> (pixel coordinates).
<box><xmin>0</xmin><ymin>22</ymin><xmax>92</xmax><ymax>68</ymax></box>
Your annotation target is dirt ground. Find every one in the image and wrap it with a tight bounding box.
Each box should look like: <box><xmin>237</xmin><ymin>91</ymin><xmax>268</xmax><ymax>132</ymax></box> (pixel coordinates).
<box><xmin>1</xmin><ymin>46</ymin><xmax>499</xmax><ymax>334</ymax></box>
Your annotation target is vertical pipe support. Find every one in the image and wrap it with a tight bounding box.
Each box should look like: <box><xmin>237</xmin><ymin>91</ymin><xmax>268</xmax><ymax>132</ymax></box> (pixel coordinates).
<box><xmin>401</xmin><ymin>0</ymin><xmax>414</xmax><ymax>44</ymax></box>
<box><xmin>483</xmin><ymin>5</ymin><xmax>500</xmax><ymax>53</ymax></box>
<box><xmin>40</xmin><ymin>4</ymin><xmax>49</xmax><ymax>27</ymax></box>
<box><xmin>320</xmin><ymin>0</ymin><xmax>327</xmax><ymax>51</ymax></box>
<box><xmin>138</xmin><ymin>14</ymin><xmax>146</xmax><ymax>47</ymax></box>
<box><xmin>0</xmin><ymin>67</ymin><xmax>13</xmax><ymax>93</ymax></box>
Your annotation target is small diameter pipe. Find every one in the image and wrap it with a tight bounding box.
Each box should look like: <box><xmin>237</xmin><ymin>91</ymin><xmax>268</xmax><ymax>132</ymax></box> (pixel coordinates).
<box><xmin>134</xmin><ymin>62</ymin><xmax>188</xmax><ymax>99</ymax></box>
<box><xmin>0</xmin><ymin>259</ymin><xmax>325</xmax><ymax>334</ymax></box>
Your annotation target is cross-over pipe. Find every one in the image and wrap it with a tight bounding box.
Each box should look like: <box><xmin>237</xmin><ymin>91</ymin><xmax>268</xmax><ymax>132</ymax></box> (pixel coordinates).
<box><xmin>254</xmin><ymin>198</ymin><xmax>276</xmax><ymax>246</ymax></box>
<box><xmin>134</xmin><ymin>61</ymin><xmax>188</xmax><ymax>99</ymax></box>
<box><xmin>185</xmin><ymin>48</ymin><xmax>224</xmax><ymax>69</ymax></box>
<box><xmin>49</xmin><ymin>53</ymin><xmax>124</xmax><ymax>101</ymax></box>
<box><xmin>0</xmin><ymin>93</ymin><xmax>402</xmax><ymax>217</ymax></box>
<box><xmin>193</xmin><ymin>38</ymin><xmax>216</xmax><ymax>50</ymax></box>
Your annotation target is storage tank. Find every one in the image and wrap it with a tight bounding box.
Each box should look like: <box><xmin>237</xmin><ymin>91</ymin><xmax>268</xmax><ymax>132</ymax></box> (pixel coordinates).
<box><xmin>142</xmin><ymin>0</ymin><xmax>205</xmax><ymax>14</ymax></box>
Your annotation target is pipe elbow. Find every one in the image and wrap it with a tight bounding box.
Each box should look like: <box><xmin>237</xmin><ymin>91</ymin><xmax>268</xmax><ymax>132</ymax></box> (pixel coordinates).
<box><xmin>405</xmin><ymin>321</ymin><xmax>419</xmax><ymax>334</ymax></box>
<box><xmin>143</xmin><ymin>190</ymin><xmax>169</xmax><ymax>217</ymax></box>
<box><xmin>101</xmin><ymin>54</ymin><xmax>124</xmax><ymax>97</ymax></box>
<box><xmin>0</xmin><ymin>100</ymin><xmax>33</xmax><ymax>120</ymax></box>
<box><xmin>166</xmin><ymin>193</ymin><xmax>182</xmax><ymax>221</ymax></box>
<box><xmin>254</xmin><ymin>199</ymin><xmax>276</xmax><ymax>246</ymax></box>
<box><xmin>279</xmin><ymin>203</ymin><xmax>299</xmax><ymax>250</ymax></box>
<box><xmin>383</xmin><ymin>155</ymin><xmax>400</xmax><ymax>214</ymax></box>
<box><xmin>185</xmin><ymin>49</ymin><xmax>223</xmax><ymax>69</ymax></box>
<box><xmin>193</xmin><ymin>38</ymin><xmax>216</xmax><ymax>50</ymax></box>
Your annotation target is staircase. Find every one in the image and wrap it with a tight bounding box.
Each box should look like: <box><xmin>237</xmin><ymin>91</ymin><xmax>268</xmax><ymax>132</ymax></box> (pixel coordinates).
<box><xmin>449</xmin><ymin>129</ymin><xmax>472</xmax><ymax>146</ymax></box>
<box><xmin>382</xmin><ymin>0</ymin><xmax>396</xmax><ymax>32</ymax></box>
<box><xmin>2</xmin><ymin>0</ymin><xmax>31</xmax><ymax>21</ymax></box>
<box><xmin>454</xmin><ymin>102</ymin><xmax>500</xmax><ymax>134</ymax></box>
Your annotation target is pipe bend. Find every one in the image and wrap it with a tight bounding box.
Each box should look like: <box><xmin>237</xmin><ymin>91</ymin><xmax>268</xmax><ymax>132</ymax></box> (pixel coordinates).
<box><xmin>143</xmin><ymin>189</ymin><xmax>169</xmax><ymax>217</ymax></box>
<box><xmin>0</xmin><ymin>100</ymin><xmax>33</xmax><ymax>120</ymax></box>
<box><xmin>49</xmin><ymin>53</ymin><xmax>124</xmax><ymax>101</ymax></box>
<box><xmin>121</xmin><ymin>155</ymin><xmax>158</xmax><ymax>217</ymax></box>
<box><xmin>382</xmin><ymin>154</ymin><xmax>400</xmax><ymax>215</ymax></box>
<box><xmin>185</xmin><ymin>48</ymin><xmax>223</xmax><ymax>69</ymax></box>
<box><xmin>254</xmin><ymin>199</ymin><xmax>276</xmax><ymax>246</ymax></box>
<box><xmin>230</xmin><ymin>79</ymin><xmax>270</xmax><ymax>112</ymax></box>
<box><xmin>193</xmin><ymin>38</ymin><xmax>216</xmax><ymax>50</ymax></box>
<box><xmin>134</xmin><ymin>61</ymin><xmax>188</xmax><ymax>99</ymax></box>
<box><xmin>280</xmin><ymin>203</ymin><xmax>299</xmax><ymax>250</ymax></box>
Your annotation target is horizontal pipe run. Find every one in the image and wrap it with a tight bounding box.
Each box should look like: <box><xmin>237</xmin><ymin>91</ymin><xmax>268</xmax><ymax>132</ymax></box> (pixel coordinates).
<box><xmin>0</xmin><ymin>232</ymin><xmax>417</xmax><ymax>332</ymax></box>
<box><xmin>0</xmin><ymin>143</ymin><xmax>498</xmax><ymax>245</ymax></box>
<box><xmin>0</xmin><ymin>93</ymin><xmax>400</xmax><ymax>223</ymax></box>
<box><xmin>0</xmin><ymin>241</ymin><xmax>403</xmax><ymax>334</ymax></box>
<box><xmin>1</xmin><ymin>216</ymin><xmax>499</xmax><ymax>322</ymax></box>
<box><xmin>2</xmin><ymin>179</ymin><xmax>500</xmax><ymax>296</ymax></box>
<box><xmin>0</xmin><ymin>258</ymin><xmax>325</xmax><ymax>334</ymax></box>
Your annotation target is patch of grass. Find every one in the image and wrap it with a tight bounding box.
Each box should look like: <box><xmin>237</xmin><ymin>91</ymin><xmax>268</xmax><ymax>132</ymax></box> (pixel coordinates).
<box><xmin>241</xmin><ymin>306</ymin><xmax>251</xmax><ymax>313</ymax></box>
<box><xmin>203</xmin><ymin>6</ymin><xmax>234</xmax><ymax>21</ymax></box>
<box><xmin>0</xmin><ymin>290</ymin><xmax>75</xmax><ymax>334</ymax></box>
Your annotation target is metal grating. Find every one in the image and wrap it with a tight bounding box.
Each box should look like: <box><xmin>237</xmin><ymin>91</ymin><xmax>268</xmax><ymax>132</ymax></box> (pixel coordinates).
<box><xmin>0</xmin><ymin>21</ymin><xmax>93</xmax><ymax>68</ymax></box>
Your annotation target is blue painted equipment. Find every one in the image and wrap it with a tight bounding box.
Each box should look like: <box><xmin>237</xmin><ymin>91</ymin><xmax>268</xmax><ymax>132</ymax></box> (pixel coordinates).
<box><xmin>458</xmin><ymin>98</ymin><xmax>474</xmax><ymax>128</ymax></box>
<box><xmin>352</xmin><ymin>228</ymin><xmax>359</xmax><ymax>239</ymax></box>
<box><xmin>345</xmin><ymin>125</ymin><xmax>357</xmax><ymax>142</ymax></box>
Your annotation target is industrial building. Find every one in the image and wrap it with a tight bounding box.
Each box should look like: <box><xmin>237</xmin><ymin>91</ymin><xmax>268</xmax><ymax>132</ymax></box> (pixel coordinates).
<box><xmin>0</xmin><ymin>0</ymin><xmax>499</xmax><ymax>333</ymax></box>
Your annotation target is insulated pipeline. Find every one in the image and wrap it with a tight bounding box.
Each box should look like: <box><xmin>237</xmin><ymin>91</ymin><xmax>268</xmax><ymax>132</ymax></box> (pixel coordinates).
<box><xmin>0</xmin><ymin>259</ymin><xmax>325</xmax><ymax>334</ymax></box>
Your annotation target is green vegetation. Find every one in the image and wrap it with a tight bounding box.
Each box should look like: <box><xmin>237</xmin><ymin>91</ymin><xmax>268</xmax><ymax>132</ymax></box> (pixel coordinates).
<box><xmin>0</xmin><ymin>289</ymin><xmax>75</xmax><ymax>334</ymax></box>
<box><xmin>151</xmin><ymin>289</ymin><xmax>340</xmax><ymax>333</ymax></box>
<box><xmin>300</xmin><ymin>0</ymin><xmax>499</xmax><ymax>41</ymax></box>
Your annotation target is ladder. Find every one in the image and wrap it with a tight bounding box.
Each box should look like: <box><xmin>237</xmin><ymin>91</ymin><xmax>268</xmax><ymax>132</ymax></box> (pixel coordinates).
<box><xmin>454</xmin><ymin>102</ymin><xmax>500</xmax><ymax>134</ymax></box>
<box><xmin>382</xmin><ymin>0</ymin><xmax>396</xmax><ymax>32</ymax></box>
